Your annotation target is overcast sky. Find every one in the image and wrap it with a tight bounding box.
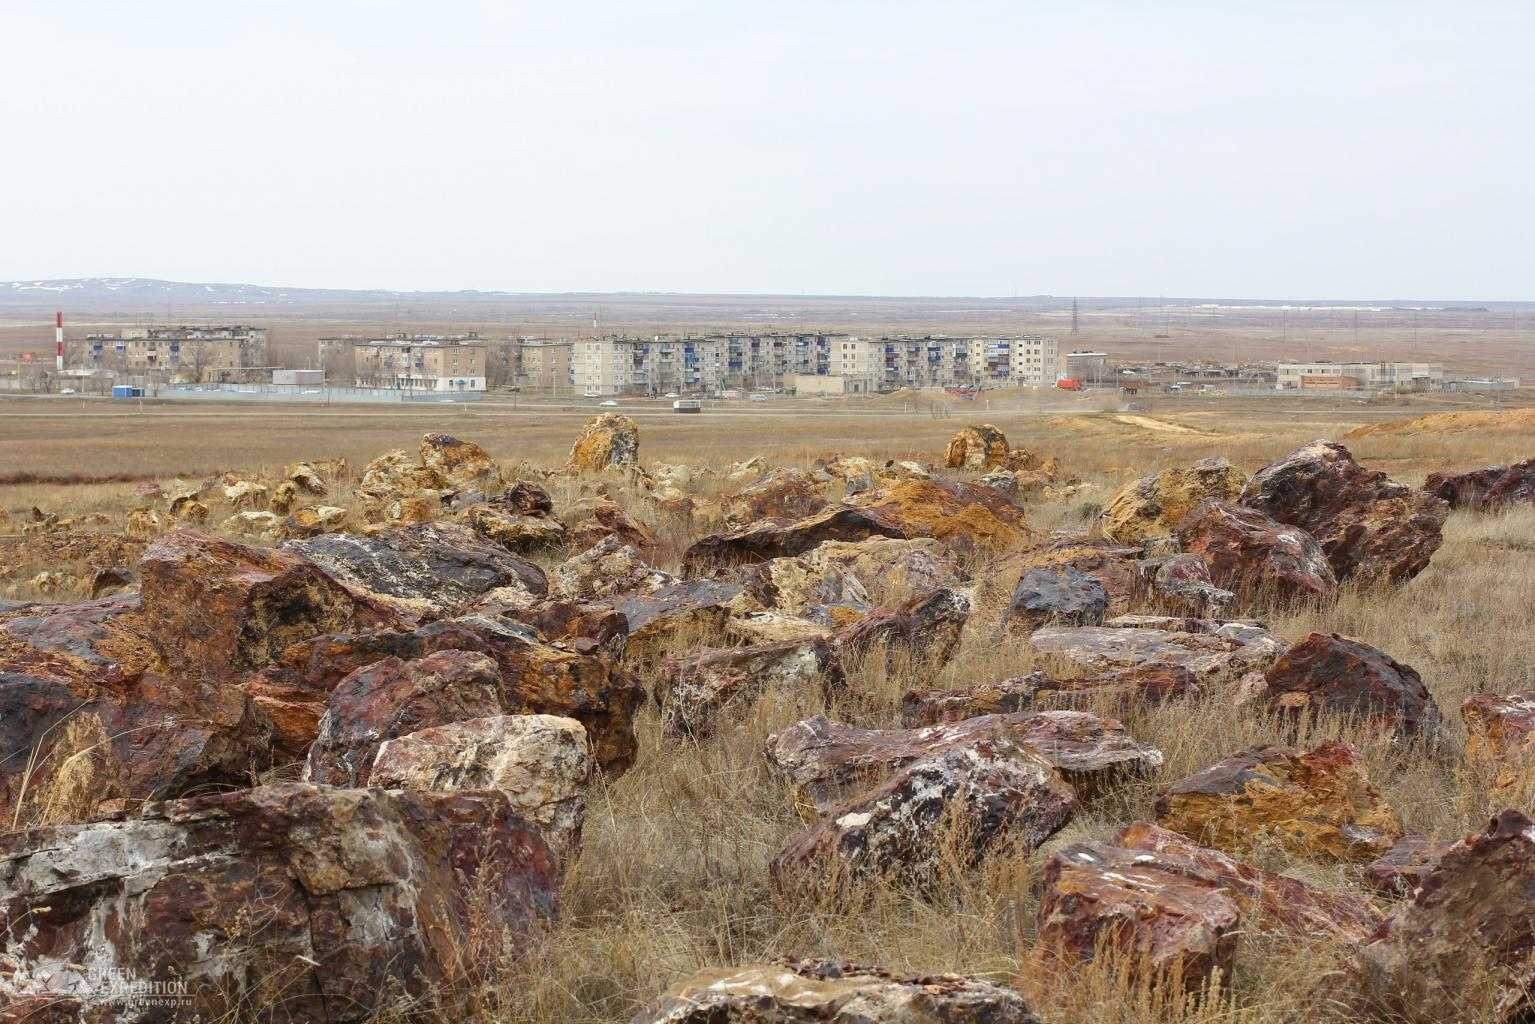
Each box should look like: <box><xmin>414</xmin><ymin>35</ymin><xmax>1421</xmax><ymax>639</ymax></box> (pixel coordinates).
<box><xmin>2</xmin><ymin>1</ymin><xmax>1530</xmax><ymax>299</ymax></box>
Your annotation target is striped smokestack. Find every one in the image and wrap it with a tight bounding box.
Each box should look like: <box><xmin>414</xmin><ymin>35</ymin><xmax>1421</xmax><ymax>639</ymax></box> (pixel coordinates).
<box><xmin>55</xmin><ymin>311</ymin><xmax>64</xmax><ymax>370</ymax></box>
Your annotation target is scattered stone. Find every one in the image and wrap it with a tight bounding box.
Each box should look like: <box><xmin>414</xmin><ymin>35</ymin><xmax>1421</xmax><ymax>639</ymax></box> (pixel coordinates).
<box><xmin>514</xmin><ymin>599</ymin><xmax>629</xmax><ymax>660</ymax></box>
<box><xmin>1143</xmin><ymin>552</ymin><xmax>1237</xmax><ymax>617</ymax></box>
<box><xmin>1363</xmin><ymin>832</ymin><xmax>1453</xmax><ymax>896</ymax></box>
<box><xmin>1353</xmin><ymin>808</ymin><xmax>1535</xmax><ymax>1023</ymax></box>
<box><xmin>304</xmin><ymin>649</ymin><xmax>503</xmax><ymax>786</ymax></box>
<box><xmin>727</xmin><ymin>548</ymin><xmax>872</xmax><ymax>624</ymax></box>
<box><xmin>222</xmin><ymin>508</ymin><xmax>283</xmax><ymax>539</ymax></box>
<box><xmin>222</xmin><ymin>478</ymin><xmax>269</xmax><ymax>509</ymax></box>
<box><xmin>1006</xmin><ymin>566</ymin><xmax>1108</xmax><ymax>632</ymax></box>
<box><xmin>1030</xmin><ymin>621</ymin><xmax>1284</xmax><ymax>683</ymax></box>
<box><xmin>125</xmin><ymin>507</ymin><xmax>164</xmax><ymax>538</ymax></box>
<box><xmin>1155</xmin><ymin>741</ymin><xmax>1403</xmax><ymax>863</ymax></box>
<box><xmin>657</xmin><ymin>638</ymin><xmax>842</xmax><ymax>736</ymax></box>
<box><xmin>250</xmin><ymin>614</ymin><xmax>643</xmax><ymax>773</ymax></box>
<box><xmin>464</xmin><ymin>503</ymin><xmax>569</xmax><ymax>552</ymax></box>
<box><xmin>1174</xmin><ymin>500</ymin><xmax>1338</xmax><ymax>607</ymax></box>
<box><xmin>284</xmin><ymin>522</ymin><xmax>548</xmax><ymax>620</ymax></box>
<box><xmin>419</xmin><ymin>432</ymin><xmax>500</xmax><ymax>491</ymax></box>
<box><xmin>844</xmin><ymin>478</ymin><xmax>1033</xmax><ymax>554</ymax></box>
<box><xmin>1098</xmin><ymin>457</ymin><xmax>1248</xmax><ymax>544</ymax></box>
<box><xmin>567</xmin><ymin>412</ymin><xmax>639</xmax><ymax>472</ymax></box>
<box><xmin>979</xmin><ymin>470</ymin><xmax>1019</xmax><ymax>499</ymax></box>
<box><xmin>766</xmin><ymin>711</ymin><xmax>1161</xmax><ymax>814</ymax></box>
<box><xmin>608</xmin><ymin>578</ymin><xmax>743</xmax><ymax>667</ymax></box>
<box><xmin>282</xmin><ymin>504</ymin><xmax>349</xmax><ymax>538</ymax></box>
<box><xmin>724</xmin><ymin>468</ymin><xmax>829</xmax><ymax>528</ymax></box>
<box><xmin>834</xmin><ymin>587</ymin><xmax>971</xmax><ymax>670</ymax></box>
<box><xmin>371</xmin><ymin>713</ymin><xmax>592</xmax><ymax>856</ymax></box>
<box><xmin>773</xmin><ymin>731</ymin><xmax>1074</xmax><ymax>887</ymax></box>
<box><xmin>1462</xmin><ymin>691</ymin><xmax>1535</xmax><ymax>792</ymax></box>
<box><xmin>1241</xmin><ymin>439</ymin><xmax>1448</xmax><ymax>585</ymax></box>
<box><xmin>1262</xmin><ymin>632</ymin><xmax>1445</xmax><ymax>743</ymax></box>
<box><xmin>904</xmin><ymin>665</ymin><xmax>1202</xmax><ymax>725</ymax></box>
<box><xmin>1424</xmin><ymin>457</ymin><xmax>1535</xmax><ymax>511</ymax></box>
<box><xmin>285</xmin><ymin>460</ymin><xmax>330</xmax><ymax>495</ymax></box>
<box><xmin>270</xmin><ymin>478</ymin><xmax>300</xmax><ymax>514</ymax></box>
<box><xmin>1011</xmin><ymin>536</ymin><xmax>1143</xmax><ymax>617</ymax></box>
<box><xmin>566</xmin><ymin>498</ymin><xmax>654</xmax><ymax>551</ymax></box>
<box><xmin>683</xmin><ymin>505</ymin><xmax>913</xmax><ymax>572</ymax></box>
<box><xmin>0</xmin><ymin>784</ymin><xmax>559</xmax><ymax>1023</ymax></box>
<box><xmin>87</xmin><ymin>565</ymin><xmax>135</xmax><ymax>599</ymax></box>
<box><xmin>632</xmin><ymin>960</ymin><xmax>1042</xmax><ymax>1024</ymax></box>
<box><xmin>167</xmin><ymin>492</ymin><xmax>209</xmax><ymax>522</ymax></box>
<box><xmin>944</xmin><ymin>423</ymin><xmax>1012</xmax><ymax>471</ymax></box>
<box><xmin>550</xmin><ymin>535</ymin><xmax>673</xmax><ymax>602</ymax></box>
<box><xmin>494</xmin><ymin>479</ymin><xmax>556</xmax><ymax>517</ymax></box>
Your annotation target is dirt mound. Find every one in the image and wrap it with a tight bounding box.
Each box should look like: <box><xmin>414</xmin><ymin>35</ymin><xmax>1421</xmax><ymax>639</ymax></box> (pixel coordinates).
<box><xmin>1346</xmin><ymin>407</ymin><xmax>1535</xmax><ymax>439</ymax></box>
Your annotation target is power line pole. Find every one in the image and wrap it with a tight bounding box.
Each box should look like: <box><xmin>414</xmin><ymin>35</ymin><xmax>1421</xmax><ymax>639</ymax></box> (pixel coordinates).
<box><xmin>1070</xmin><ymin>297</ymin><xmax>1079</xmax><ymax>335</ymax></box>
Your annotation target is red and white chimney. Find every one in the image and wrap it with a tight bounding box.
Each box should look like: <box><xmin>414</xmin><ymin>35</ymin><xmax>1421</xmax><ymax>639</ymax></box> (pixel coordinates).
<box><xmin>55</xmin><ymin>311</ymin><xmax>64</xmax><ymax>370</ymax></box>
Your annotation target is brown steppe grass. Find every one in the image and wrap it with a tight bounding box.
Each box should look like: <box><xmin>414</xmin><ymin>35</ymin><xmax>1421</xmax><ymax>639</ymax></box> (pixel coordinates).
<box><xmin>3</xmin><ymin>397</ymin><xmax>1534</xmax><ymax>1022</ymax></box>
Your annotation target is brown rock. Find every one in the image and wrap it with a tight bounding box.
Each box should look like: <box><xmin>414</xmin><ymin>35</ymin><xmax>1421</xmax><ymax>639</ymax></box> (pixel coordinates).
<box><xmin>682</xmin><ymin>505</ymin><xmax>913</xmax><ymax>572</ymax></box>
<box><xmin>494</xmin><ymin>480</ymin><xmax>555</xmax><ymax>517</ymax></box>
<box><xmin>251</xmin><ymin>614</ymin><xmax>643</xmax><ymax>774</ymax></box>
<box><xmin>283</xmin><ymin>522</ymin><xmax>548</xmax><ymax>621</ymax></box>
<box><xmin>631</xmin><ymin>959</ymin><xmax>1042</xmax><ymax>1023</ymax></box>
<box><xmin>1241</xmin><ymin>439</ymin><xmax>1448</xmax><ymax>585</ymax></box>
<box><xmin>281</xmin><ymin>504</ymin><xmax>349</xmax><ymax>538</ymax></box>
<box><xmin>766</xmin><ymin>710</ymin><xmax>1161</xmax><ymax>814</ymax></box>
<box><xmin>0</xmin><ymin>784</ymin><xmax>559</xmax><ymax>1022</ymax></box>
<box><xmin>1363</xmin><ymin>832</ymin><xmax>1453</xmax><ymax>896</ymax></box>
<box><xmin>285</xmin><ymin>460</ymin><xmax>330</xmax><ymax>495</ymax></box>
<box><xmin>464</xmin><ymin>503</ymin><xmax>569</xmax><ymax>553</ymax></box>
<box><xmin>1011</xmin><ymin>536</ymin><xmax>1143</xmax><ymax>617</ymax></box>
<box><xmin>567</xmin><ymin>412</ymin><xmax>639</xmax><ymax>472</ymax></box>
<box><xmin>1174</xmin><ymin>500</ymin><xmax>1338</xmax><ymax>607</ymax></box>
<box><xmin>1098</xmin><ymin>457</ymin><xmax>1248</xmax><ymax>544</ymax></box>
<box><xmin>844</xmin><ymin>478</ymin><xmax>1033</xmax><ymax>555</ymax></box>
<box><xmin>1262</xmin><ymin>631</ymin><xmax>1445</xmax><ymax>742</ymax></box>
<box><xmin>903</xmin><ymin>665</ymin><xmax>1202</xmax><ymax>725</ymax></box>
<box><xmin>1030</xmin><ymin>620</ymin><xmax>1284</xmax><ymax>683</ymax></box>
<box><xmin>724</xmin><ymin>468</ymin><xmax>829</xmax><ymax>528</ymax></box>
<box><xmin>304</xmin><ymin>649</ymin><xmax>504</xmax><ymax>786</ymax></box>
<box><xmin>419</xmin><ymin>432</ymin><xmax>500</xmax><ymax>491</ymax></box>
<box><xmin>550</xmin><ymin>534</ymin><xmax>673</xmax><ymax>602</ymax></box>
<box><xmin>944</xmin><ymin>424</ymin><xmax>1012</xmax><ymax>471</ymax></box>
<box><xmin>1463</xmin><ymin>691</ymin><xmax>1535</xmax><ymax>792</ymax></box>
<box><xmin>1005</xmin><ymin>566</ymin><xmax>1108</xmax><ymax>632</ymax></box>
<box><xmin>1423</xmin><ymin>457</ymin><xmax>1535</xmax><ymax>511</ymax></box>
<box><xmin>834</xmin><ymin>587</ymin><xmax>971</xmax><ymax>670</ymax></box>
<box><xmin>1155</xmin><ymin>741</ymin><xmax>1404</xmax><ymax>862</ymax></box>
<box><xmin>726</xmin><ymin>549</ymin><xmax>872</xmax><ymax>624</ymax></box>
<box><xmin>773</xmin><ymin>732</ymin><xmax>1074</xmax><ymax>887</ymax></box>
<box><xmin>566</xmin><ymin>498</ymin><xmax>653</xmax><ymax>550</ymax></box>
<box><xmin>1353</xmin><ymin>809</ymin><xmax>1535</xmax><ymax>1022</ymax></box>
<box><xmin>657</xmin><ymin>638</ymin><xmax>842</xmax><ymax>737</ymax></box>
<box><xmin>1143</xmin><ymin>552</ymin><xmax>1236</xmax><ymax>618</ymax></box>
<box><xmin>608</xmin><ymin>578</ymin><xmax>742</xmax><ymax>668</ymax></box>
<box><xmin>514</xmin><ymin>599</ymin><xmax>629</xmax><ymax>660</ymax></box>
<box><xmin>370</xmin><ymin>713</ymin><xmax>592</xmax><ymax>856</ymax></box>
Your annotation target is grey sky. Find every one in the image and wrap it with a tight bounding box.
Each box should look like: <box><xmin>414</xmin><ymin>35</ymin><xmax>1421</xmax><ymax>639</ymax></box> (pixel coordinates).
<box><xmin>2</xmin><ymin>1</ymin><xmax>1530</xmax><ymax>298</ymax></box>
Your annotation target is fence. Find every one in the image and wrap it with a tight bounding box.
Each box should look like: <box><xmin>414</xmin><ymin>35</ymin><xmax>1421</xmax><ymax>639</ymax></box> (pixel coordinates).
<box><xmin>157</xmin><ymin>383</ymin><xmax>484</xmax><ymax>405</ymax></box>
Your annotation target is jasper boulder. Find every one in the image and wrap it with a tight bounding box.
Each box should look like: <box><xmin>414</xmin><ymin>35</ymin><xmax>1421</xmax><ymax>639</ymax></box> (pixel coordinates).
<box><xmin>1262</xmin><ymin>632</ymin><xmax>1445</xmax><ymax>743</ymax></box>
<box><xmin>1353</xmin><ymin>809</ymin><xmax>1535</xmax><ymax>1023</ymax></box>
<box><xmin>682</xmin><ymin>505</ymin><xmax>914</xmax><ymax>572</ymax></box>
<box><xmin>1155</xmin><ymin>742</ymin><xmax>1403</xmax><ymax>863</ymax></box>
<box><xmin>834</xmin><ymin>587</ymin><xmax>971</xmax><ymax>670</ymax></box>
<box><xmin>0</xmin><ymin>784</ymin><xmax>559</xmax><ymax>1023</ymax></box>
<box><xmin>1005</xmin><ymin>566</ymin><xmax>1108</xmax><ymax>632</ymax></box>
<box><xmin>1011</xmin><ymin>536</ymin><xmax>1143</xmax><ymax>617</ymax></box>
<box><xmin>1143</xmin><ymin>553</ymin><xmax>1236</xmax><ymax>618</ymax></box>
<box><xmin>285</xmin><ymin>522</ymin><xmax>548</xmax><ymax>620</ymax></box>
<box><xmin>1363</xmin><ymin>832</ymin><xmax>1452</xmax><ymax>896</ymax></box>
<box><xmin>773</xmin><ymin>732</ymin><xmax>1075</xmax><ymax>887</ymax></box>
<box><xmin>1029</xmin><ymin>620</ymin><xmax>1283</xmax><ymax>684</ymax></box>
<box><xmin>724</xmin><ymin>468</ymin><xmax>829</xmax><ymax>528</ymax></box>
<box><xmin>1038</xmin><ymin>820</ymin><xmax>1383</xmax><ymax>994</ymax></box>
<box><xmin>463</xmin><ymin>504</ymin><xmax>569</xmax><ymax>553</ymax></box>
<box><xmin>1173</xmin><ymin>500</ymin><xmax>1338</xmax><ymax>607</ymax></box>
<box><xmin>370</xmin><ymin>713</ymin><xmax>592</xmax><ymax>856</ymax></box>
<box><xmin>657</xmin><ymin>638</ymin><xmax>842</xmax><ymax>737</ymax></box>
<box><xmin>843</xmin><ymin>478</ymin><xmax>1032</xmax><ymax>554</ymax></box>
<box><xmin>550</xmin><ymin>535</ymin><xmax>673</xmax><ymax>602</ymax></box>
<box><xmin>249</xmin><ymin>615</ymin><xmax>643</xmax><ymax>773</ymax></box>
<box><xmin>1241</xmin><ymin>439</ymin><xmax>1448</xmax><ymax>585</ymax></box>
<box><xmin>766</xmin><ymin>711</ymin><xmax>1161</xmax><ymax>815</ymax></box>
<box><xmin>1462</xmin><ymin>691</ymin><xmax>1535</xmax><ymax>792</ymax></box>
<box><xmin>566</xmin><ymin>499</ymin><xmax>654</xmax><ymax>551</ymax></box>
<box><xmin>567</xmin><ymin>412</ymin><xmax>639</xmax><ymax>472</ymax></box>
<box><xmin>903</xmin><ymin>665</ymin><xmax>1202</xmax><ymax>725</ymax></box>
<box><xmin>631</xmin><ymin>960</ymin><xmax>1042</xmax><ymax>1024</ymax></box>
<box><xmin>608</xmin><ymin>578</ymin><xmax>744</xmax><ymax>668</ymax></box>
<box><xmin>419</xmin><ymin>432</ymin><xmax>500</xmax><ymax>491</ymax></box>
<box><xmin>304</xmin><ymin>649</ymin><xmax>504</xmax><ymax>786</ymax></box>
<box><xmin>944</xmin><ymin>424</ymin><xmax>1012</xmax><ymax>471</ymax></box>
<box><xmin>1423</xmin><ymin>457</ymin><xmax>1535</xmax><ymax>511</ymax></box>
<box><xmin>1098</xmin><ymin>457</ymin><xmax>1248</xmax><ymax>544</ymax></box>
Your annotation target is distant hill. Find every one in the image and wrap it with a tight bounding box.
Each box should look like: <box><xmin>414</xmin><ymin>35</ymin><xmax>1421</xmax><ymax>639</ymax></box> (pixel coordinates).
<box><xmin>0</xmin><ymin>277</ymin><xmax>534</xmax><ymax>308</ymax></box>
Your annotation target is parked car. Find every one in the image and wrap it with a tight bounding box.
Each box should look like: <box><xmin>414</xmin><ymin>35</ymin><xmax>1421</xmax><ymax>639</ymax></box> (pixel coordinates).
<box><xmin>599</xmin><ymin>399</ymin><xmax>619</xmax><ymax>407</ymax></box>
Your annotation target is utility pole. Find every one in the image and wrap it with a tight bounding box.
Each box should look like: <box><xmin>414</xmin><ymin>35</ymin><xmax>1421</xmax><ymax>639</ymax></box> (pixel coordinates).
<box><xmin>1070</xmin><ymin>297</ymin><xmax>1079</xmax><ymax>335</ymax></box>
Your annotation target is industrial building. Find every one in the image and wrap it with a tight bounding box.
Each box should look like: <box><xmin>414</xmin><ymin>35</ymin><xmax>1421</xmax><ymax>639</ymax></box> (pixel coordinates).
<box><xmin>351</xmin><ymin>335</ymin><xmax>487</xmax><ymax>392</ymax></box>
<box><xmin>1276</xmin><ymin>361</ymin><xmax>1444</xmax><ymax>391</ymax></box>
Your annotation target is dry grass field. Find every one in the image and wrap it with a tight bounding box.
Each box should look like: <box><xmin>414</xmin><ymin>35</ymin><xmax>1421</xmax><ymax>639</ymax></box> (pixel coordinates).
<box><xmin>2</xmin><ymin>394</ymin><xmax>1534</xmax><ymax>1022</ymax></box>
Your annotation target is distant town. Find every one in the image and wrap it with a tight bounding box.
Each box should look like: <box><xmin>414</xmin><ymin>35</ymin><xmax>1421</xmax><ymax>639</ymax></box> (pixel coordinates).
<box><xmin>0</xmin><ymin>317</ymin><xmax>1521</xmax><ymax>403</ymax></box>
